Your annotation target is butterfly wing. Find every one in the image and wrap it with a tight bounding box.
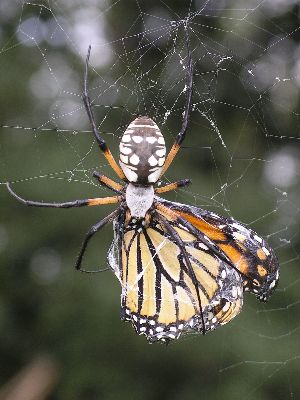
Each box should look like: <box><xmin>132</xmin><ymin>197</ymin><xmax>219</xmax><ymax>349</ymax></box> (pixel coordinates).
<box><xmin>158</xmin><ymin>198</ymin><xmax>279</xmax><ymax>302</ymax></box>
<box><xmin>109</xmin><ymin>212</ymin><xmax>243</xmax><ymax>343</ymax></box>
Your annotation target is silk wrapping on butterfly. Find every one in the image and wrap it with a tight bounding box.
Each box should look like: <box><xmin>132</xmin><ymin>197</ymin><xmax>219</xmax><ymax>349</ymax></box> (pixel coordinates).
<box><xmin>107</xmin><ymin>198</ymin><xmax>279</xmax><ymax>343</ymax></box>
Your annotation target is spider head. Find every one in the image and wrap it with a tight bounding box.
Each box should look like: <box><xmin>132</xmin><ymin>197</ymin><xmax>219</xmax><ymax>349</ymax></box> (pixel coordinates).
<box><xmin>119</xmin><ymin>116</ymin><xmax>166</xmax><ymax>184</ymax></box>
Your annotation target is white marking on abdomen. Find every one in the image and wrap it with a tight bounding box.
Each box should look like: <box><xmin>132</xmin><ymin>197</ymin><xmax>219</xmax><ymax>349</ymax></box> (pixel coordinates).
<box><xmin>119</xmin><ymin>162</ymin><xmax>138</xmax><ymax>182</ymax></box>
<box><xmin>132</xmin><ymin>136</ymin><xmax>143</xmax><ymax>143</ymax></box>
<box><xmin>120</xmin><ymin>144</ymin><xmax>132</xmax><ymax>154</ymax></box>
<box><xmin>158</xmin><ymin>158</ymin><xmax>165</xmax><ymax>166</ymax></box>
<box><xmin>149</xmin><ymin>167</ymin><xmax>160</xmax><ymax>172</ymax></box>
<box><xmin>122</xmin><ymin>135</ymin><xmax>131</xmax><ymax>142</ymax></box>
<box><xmin>120</xmin><ymin>154</ymin><xmax>128</xmax><ymax>163</ymax></box>
<box><xmin>146</xmin><ymin>137</ymin><xmax>157</xmax><ymax>144</ymax></box>
<box><xmin>148</xmin><ymin>168</ymin><xmax>161</xmax><ymax>183</ymax></box>
<box><xmin>156</xmin><ymin>149</ymin><xmax>166</xmax><ymax>157</ymax></box>
<box><xmin>148</xmin><ymin>155</ymin><xmax>158</xmax><ymax>166</ymax></box>
<box><xmin>130</xmin><ymin>154</ymin><xmax>140</xmax><ymax>165</ymax></box>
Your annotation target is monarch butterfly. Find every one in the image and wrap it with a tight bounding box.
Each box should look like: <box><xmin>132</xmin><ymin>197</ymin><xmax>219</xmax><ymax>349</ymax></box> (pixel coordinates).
<box><xmin>106</xmin><ymin>194</ymin><xmax>279</xmax><ymax>342</ymax></box>
<box><xmin>7</xmin><ymin>25</ymin><xmax>279</xmax><ymax>343</ymax></box>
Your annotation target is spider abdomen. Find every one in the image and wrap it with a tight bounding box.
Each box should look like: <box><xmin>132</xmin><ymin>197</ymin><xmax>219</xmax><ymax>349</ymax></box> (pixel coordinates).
<box><xmin>119</xmin><ymin>116</ymin><xmax>166</xmax><ymax>184</ymax></box>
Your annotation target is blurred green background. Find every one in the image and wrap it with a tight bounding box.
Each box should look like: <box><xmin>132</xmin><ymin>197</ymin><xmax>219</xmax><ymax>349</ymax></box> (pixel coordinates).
<box><xmin>1</xmin><ymin>1</ymin><xmax>300</xmax><ymax>399</ymax></box>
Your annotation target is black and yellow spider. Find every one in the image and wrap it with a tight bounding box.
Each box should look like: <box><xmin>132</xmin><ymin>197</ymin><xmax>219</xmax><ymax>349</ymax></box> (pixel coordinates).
<box><xmin>7</xmin><ymin>27</ymin><xmax>279</xmax><ymax>343</ymax></box>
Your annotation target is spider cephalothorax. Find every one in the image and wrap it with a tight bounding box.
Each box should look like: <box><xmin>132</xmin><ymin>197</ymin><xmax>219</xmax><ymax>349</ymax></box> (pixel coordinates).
<box><xmin>7</xmin><ymin>26</ymin><xmax>279</xmax><ymax>343</ymax></box>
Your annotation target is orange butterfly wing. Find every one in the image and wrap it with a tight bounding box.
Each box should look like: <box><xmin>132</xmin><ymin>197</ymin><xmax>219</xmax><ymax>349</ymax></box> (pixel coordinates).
<box><xmin>159</xmin><ymin>198</ymin><xmax>279</xmax><ymax>302</ymax></box>
<box><xmin>110</xmin><ymin>213</ymin><xmax>243</xmax><ymax>343</ymax></box>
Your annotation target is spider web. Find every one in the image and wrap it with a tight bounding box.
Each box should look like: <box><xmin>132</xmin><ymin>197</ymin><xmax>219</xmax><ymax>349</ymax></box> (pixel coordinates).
<box><xmin>1</xmin><ymin>0</ymin><xmax>300</xmax><ymax>399</ymax></box>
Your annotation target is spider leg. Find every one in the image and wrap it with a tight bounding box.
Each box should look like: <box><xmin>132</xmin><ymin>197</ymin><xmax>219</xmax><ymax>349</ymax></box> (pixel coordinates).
<box><xmin>75</xmin><ymin>208</ymin><xmax>120</xmax><ymax>271</ymax></box>
<box><xmin>6</xmin><ymin>183</ymin><xmax>121</xmax><ymax>208</ymax></box>
<box><xmin>160</xmin><ymin>24</ymin><xmax>193</xmax><ymax>177</ymax></box>
<box><xmin>83</xmin><ymin>45</ymin><xmax>126</xmax><ymax>180</ymax></box>
<box><xmin>93</xmin><ymin>171</ymin><xmax>123</xmax><ymax>194</ymax></box>
<box><xmin>155</xmin><ymin>210</ymin><xmax>206</xmax><ymax>334</ymax></box>
<box><xmin>155</xmin><ymin>179</ymin><xmax>191</xmax><ymax>194</ymax></box>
